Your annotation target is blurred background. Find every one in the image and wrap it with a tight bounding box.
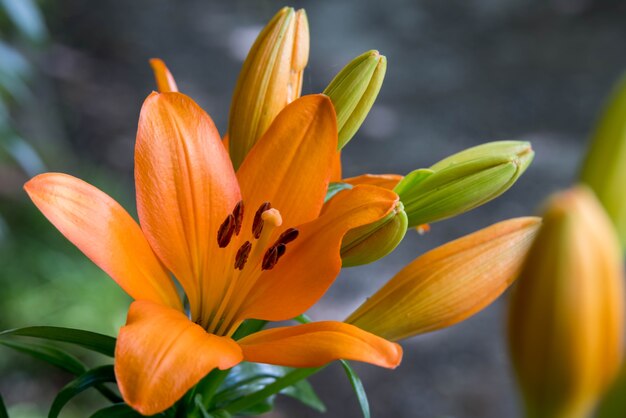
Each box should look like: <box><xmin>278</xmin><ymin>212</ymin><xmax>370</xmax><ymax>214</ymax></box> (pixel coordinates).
<box><xmin>1</xmin><ymin>0</ymin><xmax>625</xmax><ymax>417</ymax></box>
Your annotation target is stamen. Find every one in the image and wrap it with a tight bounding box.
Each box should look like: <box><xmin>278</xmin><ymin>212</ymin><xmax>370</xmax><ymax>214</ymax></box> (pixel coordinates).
<box><xmin>217</xmin><ymin>214</ymin><xmax>235</xmax><ymax>248</ymax></box>
<box><xmin>232</xmin><ymin>200</ymin><xmax>244</xmax><ymax>235</ymax></box>
<box><xmin>252</xmin><ymin>202</ymin><xmax>271</xmax><ymax>239</ymax></box>
<box><xmin>234</xmin><ymin>241</ymin><xmax>252</xmax><ymax>270</ymax></box>
<box><xmin>276</xmin><ymin>243</ymin><xmax>286</xmax><ymax>259</ymax></box>
<box><xmin>262</xmin><ymin>245</ymin><xmax>279</xmax><ymax>270</ymax></box>
<box><xmin>277</xmin><ymin>228</ymin><xmax>299</xmax><ymax>245</ymax></box>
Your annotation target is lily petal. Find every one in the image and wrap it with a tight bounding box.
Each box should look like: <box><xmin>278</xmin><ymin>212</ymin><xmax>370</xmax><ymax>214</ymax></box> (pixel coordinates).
<box><xmin>149</xmin><ymin>58</ymin><xmax>178</xmax><ymax>93</ymax></box>
<box><xmin>238</xmin><ymin>321</ymin><xmax>402</xmax><ymax>368</ymax></box>
<box><xmin>330</xmin><ymin>151</ymin><xmax>342</xmax><ymax>182</ymax></box>
<box><xmin>135</xmin><ymin>92</ymin><xmax>241</xmax><ymax>321</ymax></box>
<box><xmin>344</xmin><ymin>173</ymin><xmax>403</xmax><ymax>190</ymax></box>
<box><xmin>237</xmin><ymin>94</ymin><xmax>337</xmax><ymax>230</ymax></box>
<box><xmin>238</xmin><ymin>185</ymin><xmax>398</xmax><ymax>321</ymax></box>
<box><xmin>115</xmin><ymin>301</ymin><xmax>242</xmax><ymax>416</ymax></box>
<box><xmin>24</xmin><ymin>173</ymin><xmax>181</xmax><ymax>310</ymax></box>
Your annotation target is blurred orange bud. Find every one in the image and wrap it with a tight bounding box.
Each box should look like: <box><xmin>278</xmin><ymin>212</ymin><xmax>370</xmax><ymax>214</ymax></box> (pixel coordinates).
<box><xmin>346</xmin><ymin>217</ymin><xmax>540</xmax><ymax>341</ymax></box>
<box><xmin>228</xmin><ymin>7</ymin><xmax>309</xmax><ymax>169</ymax></box>
<box><xmin>508</xmin><ymin>186</ymin><xmax>625</xmax><ymax>418</ymax></box>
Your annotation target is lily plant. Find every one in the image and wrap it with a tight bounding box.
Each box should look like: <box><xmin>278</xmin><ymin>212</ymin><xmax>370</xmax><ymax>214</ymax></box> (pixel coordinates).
<box><xmin>0</xmin><ymin>6</ymin><xmax>542</xmax><ymax>418</ymax></box>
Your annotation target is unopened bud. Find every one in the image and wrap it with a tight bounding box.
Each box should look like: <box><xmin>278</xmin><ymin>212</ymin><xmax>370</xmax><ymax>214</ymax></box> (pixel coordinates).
<box><xmin>228</xmin><ymin>7</ymin><xmax>309</xmax><ymax>169</ymax></box>
<box><xmin>508</xmin><ymin>186</ymin><xmax>625</xmax><ymax>418</ymax></box>
<box><xmin>341</xmin><ymin>200</ymin><xmax>407</xmax><ymax>267</ymax></box>
<box><xmin>347</xmin><ymin>217</ymin><xmax>540</xmax><ymax>341</ymax></box>
<box><xmin>580</xmin><ymin>73</ymin><xmax>626</xmax><ymax>249</ymax></box>
<box><xmin>323</xmin><ymin>50</ymin><xmax>387</xmax><ymax>149</ymax></box>
<box><xmin>395</xmin><ymin>141</ymin><xmax>533</xmax><ymax>228</ymax></box>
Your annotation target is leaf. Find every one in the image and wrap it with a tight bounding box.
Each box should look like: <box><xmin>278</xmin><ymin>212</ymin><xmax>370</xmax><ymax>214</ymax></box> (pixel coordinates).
<box><xmin>597</xmin><ymin>365</ymin><xmax>626</xmax><ymax>418</ymax></box>
<box><xmin>0</xmin><ymin>326</ymin><xmax>116</xmax><ymax>357</ymax></box>
<box><xmin>340</xmin><ymin>360</ymin><xmax>370</xmax><ymax>418</ymax></box>
<box><xmin>0</xmin><ymin>339</ymin><xmax>121</xmax><ymax>403</ymax></box>
<box><xmin>215</xmin><ymin>363</ymin><xmax>323</xmax><ymax>415</ymax></box>
<box><xmin>325</xmin><ymin>182</ymin><xmax>353</xmax><ymax>203</ymax></box>
<box><xmin>49</xmin><ymin>365</ymin><xmax>117</xmax><ymax>418</ymax></box>
<box><xmin>0</xmin><ymin>0</ymin><xmax>48</xmax><ymax>43</ymax></box>
<box><xmin>281</xmin><ymin>378</ymin><xmax>325</xmax><ymax>412</ymax></box>
<box><xmin>0</xmin><ymin>339</ymin><xmax>86</xmax><ymax>375</ymax></box>
<box><xmin>231</xmin><ymin>320</ymin><xmax>267</xmax><ymax>341</ymax></box>
<box><xmin>0</xmin><ymin>392</ymin><xmax>8</xmax><ymax>418</ymax></box>
<box><xmin>89</xmin><ymin>404</ymin><xmax>148</xmax><ymax>418</ymax></box>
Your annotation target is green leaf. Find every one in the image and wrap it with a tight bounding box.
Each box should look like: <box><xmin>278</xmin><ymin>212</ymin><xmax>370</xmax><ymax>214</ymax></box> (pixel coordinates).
<box><xmin>0</xmin><ymin>339</ymin><xmax>86</xmax><ymax>375</ymax></box>
<box><xmin>0</xmin><ymin>392</ymin><xmax>8</xmax><ymax>418</ymax></box>
<box><xmin>89</xmin><ymin>404</ymin><xmax>148</xmax><ymax>418</ymax></box>
<box><xmin>340</xmin><ymin>360</ymin><xmax>370</xmax><ymax>418</ymax></box>
<box><xmin>281</xmin><ymin>378</ymin><xmax>325</xmax><ymax>412</ymax></box>
<box><xmin>49</xmin><ymin>365</ymin><xmax>117</xmax><ymax>418</ymax></box>
<box><xmin>325</xmin><ymin>182</ymin><xmax>353</xmax><ymax>203</ymax></box>
<box><xmin>0</xmin><ymin>339</ymin><xmax>121</xmax><ymax>403</ymax></box>
<box><xmin>0</xmin><ymin>0</ymin><xmax>48</xmax><ymax>43</ymax></box>
<box><xmin>218</xmin><ymin>365</ymin><xmax>319</xmax><ymax>415</ymax></box>
<box><xmin>232</xmin><ymin>320</ymin><xmax>267</xmax><ymax>341</ymax></box>
<box><xmin>0</xmin><ymin>326</ymin><xmax>116</xmax><ymax>357</ymax></box>
<box><xmin>597</xmin><ymin>364</ymin><xmax>626</xmax><ymax>418</ymax></box>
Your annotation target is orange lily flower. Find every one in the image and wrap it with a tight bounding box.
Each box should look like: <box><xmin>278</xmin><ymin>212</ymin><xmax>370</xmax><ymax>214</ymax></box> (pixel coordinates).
<box><xmin>24</xmin><ymin>92</ymin><xmax>402</xmax><ymax>414</ymax></box>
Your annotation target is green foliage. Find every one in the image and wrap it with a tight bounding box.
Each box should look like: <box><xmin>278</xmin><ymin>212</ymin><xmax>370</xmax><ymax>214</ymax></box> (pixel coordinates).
<box><xmin>49</xmin><ymin>366</ymin><xmax>117</xmax><ymax>418</ymax></box>
<box><xmin>0</xmin><ymin>327</ymin><xmax>116</xmax><ymax>357</ymax></box>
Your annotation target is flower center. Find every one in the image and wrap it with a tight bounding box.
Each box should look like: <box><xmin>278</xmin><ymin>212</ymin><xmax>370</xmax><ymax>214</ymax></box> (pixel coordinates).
<box><xmin>204</xmin><ymin>200</ymin><xmax>299</xmax><ymax>336</ymax></box>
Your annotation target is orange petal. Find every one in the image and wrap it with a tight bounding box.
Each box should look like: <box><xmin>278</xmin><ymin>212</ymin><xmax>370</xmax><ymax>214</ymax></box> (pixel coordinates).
<box><xmin>24</xmin><ymin>173</ymin><xmax>181</xmax><ymax>310</ymax></box>
<box><xmin>330</xmin><ymin>151</ymin><xmax>342</xmax><ymax>182</ymax></box>
<box><xmin>238</xmin><ymin>321</ymin><xmax>402</xmax><ymax>369</ymax></box>
<box><xmin>237</xmin><ymin>94</ymin><xmax>337</xmax><ymax>229</ymax></box>
<box><xmin>116</xmin><ymin>301</ymin><xmax>243</xmax><ymax>416</ymax></box>
<box><xmin>149</xmin><ymin>58</ymin><xmax>178</xmax><ymax>93</ymax></box>
<box><xmin>238</xmin><ymin>185</ymin><xmax>398</xmax><ymax>321</ymax></box>
<box><xmin>344</xmin><ymin>173</ymin><xmax>403</xmax><ymax>190</ymax></box>
<box><xmin>135</xmin><ymin>92</ymin><xmax>241</xmax><ymax>321</ymax></box>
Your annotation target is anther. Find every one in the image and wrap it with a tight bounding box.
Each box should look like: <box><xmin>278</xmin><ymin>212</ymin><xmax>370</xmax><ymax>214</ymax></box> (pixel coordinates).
<box><xmin>234</xmin><ymin>241</ymin><xmax>252</xmax><ymax>270</ymax></box>
<box><xmin>252</xmin><ymin>202</ymin><xmax>271</xmax><ymax>239</ymax></box>
<box><xmin>277</xmin><ymin>228</ymin><xmax>299</xmax><ymax>245</ymax></box>
<box><xmin>275</xmin><ymin>243</ymin><xmax>286</xmax><ymax>260</ymax></box>
<box><xmin>217</xmin><ymin>214</ymin><xmax>235</xmax><ymax>248</ymax></box>
<box><xmin>261</xmin><ymin>245</ymin><xmax>279</xmax><ymax>270</ymax></box>
<box><xmin>232</xmin><ymin>200</ymin><xmax>244</xmax><ymax>235</ymax></box>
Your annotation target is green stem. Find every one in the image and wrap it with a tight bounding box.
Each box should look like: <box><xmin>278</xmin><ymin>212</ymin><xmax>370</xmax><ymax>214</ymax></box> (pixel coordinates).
<box><xmin>220</xmin><ymin>367</ymin><xmax>323</xmax><ymax>415</ymax></box>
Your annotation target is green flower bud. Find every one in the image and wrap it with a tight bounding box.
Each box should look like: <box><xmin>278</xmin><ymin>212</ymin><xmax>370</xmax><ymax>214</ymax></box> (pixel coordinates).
<box><xmin>580</xmin><ymin>73</ymin><xmax>626</xmax><ymax>249</ymax></box>
<box><xmin>341</xmin><ymin>200</ymin><xmax>407</xmax><ymax>267</ymax></box>
<box><xmin>323</xmin><ymin>50</ymin><xmax>387</xmax><ymax>149</ymax></box>
<box><xmin>395</xmin><ymin>141</ymin><xmax>534</xmax><ymax>228</ymax></box>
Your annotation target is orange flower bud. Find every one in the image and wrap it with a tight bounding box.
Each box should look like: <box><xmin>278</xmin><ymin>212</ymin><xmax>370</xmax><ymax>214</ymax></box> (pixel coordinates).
<box><xmin>508</xmin><ymin>186</ymin><xmax>625</xmax><ymax>418</ymax></box>
<box><xmin>346</xmin><ymin>217</ymin><xmax>540</xmax><ymax>341</ymax></box>
<box><xmin>228</xmin><ymin>7</ymin><xmax>309</xmax><ymax>169</ymax></box>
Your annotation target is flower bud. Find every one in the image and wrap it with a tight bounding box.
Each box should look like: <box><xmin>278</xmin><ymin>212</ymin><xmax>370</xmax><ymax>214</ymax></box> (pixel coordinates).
<box><xmin>228</xmin><ymin>7</ymin><xmax>309</xmax><ymax>169</ymax></box>
<box><xmin>395</xmin><ymin>141</ymin><xmax>533</xmax><ymax>228</ymax></box>
<box><xmin>323</xmin><ymin>50</ymin><xmax>387</xmax><ymax>149</ymax></box>
<box><xmin>340</xmin><ymin>200</ymin><xmax>407</xmax><ymax>267</ymax></box>
<box><xmin>580</xmin><ymin>73</ymin><xmax>626</xmax><ymax>249</ymax></box>
<box><xmin>346</xmin><ymin>217</ymin><xmax>540</xmax><ymax>341</ymax></box>
<box><xmin>508</xmin><ymin>186</ymin><xmax>625</xmax><ymax>418</ymax></box>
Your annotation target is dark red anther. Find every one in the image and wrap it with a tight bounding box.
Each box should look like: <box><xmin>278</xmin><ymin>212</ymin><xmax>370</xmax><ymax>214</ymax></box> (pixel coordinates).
<box><xmin>261</xmin><ymin>245</ymin><xmax>279</xmax><ymax>270</ymax></box>
<box><xmin>277</xmin><ymin>228</ymin><xmax>299</xmax><ymax>245</ymax></box>
<box><xmin>252</xmin><ymin>202</ymin><xmax>271</xmax><ymax>239</ymax></box>
<box><xmin>234</xmin><ymin>241</ymin><xmax>252</xmax><ymax>270</ymax></box>
<box><xmin>275</xmin><ymin>243</ymin><xmax>286</xmax><ymax>260</ymax></box>
<box><xmin>217</xmin><ymin>214</ymin><xmax>235</xmax><ymax>248</ymax></box>
<box><xmin>232</xmin><ymin>200</ymin><xmax>244</xmax><ymax>236</ymax></box>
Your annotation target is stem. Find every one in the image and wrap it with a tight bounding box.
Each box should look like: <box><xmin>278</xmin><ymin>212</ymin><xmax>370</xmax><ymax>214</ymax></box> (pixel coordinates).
<box><xmin>220</xmin><ymin>367</ymin><xmax>323</xmax><ymax>414</ymax></box>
